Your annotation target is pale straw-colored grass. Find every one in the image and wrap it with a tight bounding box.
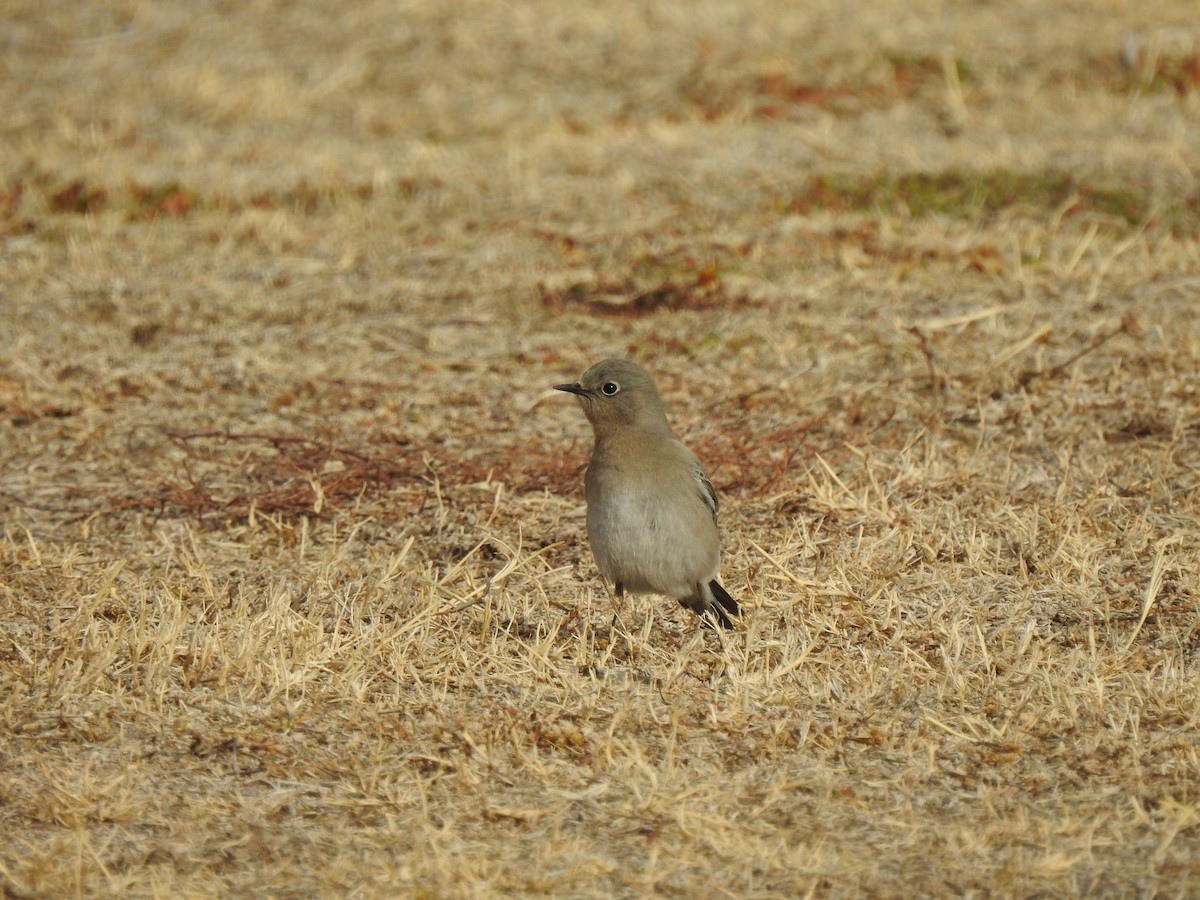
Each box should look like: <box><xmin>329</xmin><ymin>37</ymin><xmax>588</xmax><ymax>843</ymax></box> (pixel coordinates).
<box><xmin>2</xmin><ymin>0</ymin><xmax>1199</xmax><ymax>895</ymax></box>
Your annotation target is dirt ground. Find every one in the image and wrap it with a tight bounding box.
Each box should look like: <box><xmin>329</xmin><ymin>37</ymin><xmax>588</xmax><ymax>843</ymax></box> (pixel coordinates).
<box><xmin>3</xmin><ymin>1</ymin><xmax>1199</xmax><ymax>896</ymax></box>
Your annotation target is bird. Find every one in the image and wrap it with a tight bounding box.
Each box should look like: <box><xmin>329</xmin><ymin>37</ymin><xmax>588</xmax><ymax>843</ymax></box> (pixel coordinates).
<box><xmin>554</xmin><ymin>358</ymin><xmax>739</xmax><ymax>629</ymax></box>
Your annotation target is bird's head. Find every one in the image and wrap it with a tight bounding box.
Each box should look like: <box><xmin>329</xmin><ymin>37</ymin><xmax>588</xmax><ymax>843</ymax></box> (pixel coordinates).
<box><xmin>554</xmin><ymin>358</ymin><xmax>672</xmax><ymax>435</ymax></box>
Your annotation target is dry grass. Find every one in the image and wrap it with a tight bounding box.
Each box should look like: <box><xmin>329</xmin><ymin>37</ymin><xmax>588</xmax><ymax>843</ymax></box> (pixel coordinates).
<box><xmin>3</xmin><ymin>0</ymin><xmax>1200</xmax><ymax>896</ymax></box>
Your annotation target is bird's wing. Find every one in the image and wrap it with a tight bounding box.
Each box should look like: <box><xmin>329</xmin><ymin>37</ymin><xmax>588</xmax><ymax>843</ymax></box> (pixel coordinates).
<box><xmin>693</xmin><ymin>464</ymin><xmax>719</xmax><ymax>522</ymax></box>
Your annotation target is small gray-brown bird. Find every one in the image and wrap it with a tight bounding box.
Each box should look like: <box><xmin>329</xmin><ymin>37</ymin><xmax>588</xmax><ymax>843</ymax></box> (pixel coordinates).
<box><xmin>555</xmin><ymin>358</ymin><xmax>739</xmax><ymax>628</ymax></box>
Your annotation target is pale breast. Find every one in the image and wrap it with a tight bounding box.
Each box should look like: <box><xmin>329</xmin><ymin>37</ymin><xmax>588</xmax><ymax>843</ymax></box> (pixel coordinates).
<box><xmin>584</xmin><ymin>437</ymin><xmax>720</xmax><ymax>598</ymax></box>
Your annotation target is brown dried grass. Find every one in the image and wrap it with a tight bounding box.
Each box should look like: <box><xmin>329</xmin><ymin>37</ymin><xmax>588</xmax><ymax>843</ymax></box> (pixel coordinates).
<box><xmin>2</xmin><ymin>1</ymin><xmax>1200</xmax><ymax>896</ymax></box>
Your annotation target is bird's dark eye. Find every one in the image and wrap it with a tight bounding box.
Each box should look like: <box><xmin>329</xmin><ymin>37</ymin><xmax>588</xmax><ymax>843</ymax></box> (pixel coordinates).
<box><xmin>601</xmin><ymin>381</ymin><xmax>620</xmax><ymax>396</ymax></box>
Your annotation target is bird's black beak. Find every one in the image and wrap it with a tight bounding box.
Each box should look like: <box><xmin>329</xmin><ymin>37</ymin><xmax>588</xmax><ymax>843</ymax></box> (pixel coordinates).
<box><xmin>554</xmin><ymin>382</ymin><xmax>587</xmax><ymax>396</ymax></box>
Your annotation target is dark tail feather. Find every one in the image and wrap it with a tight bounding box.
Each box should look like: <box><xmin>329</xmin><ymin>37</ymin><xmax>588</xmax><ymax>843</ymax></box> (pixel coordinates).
<box><xmin>709</xmin><ymin>580</ymin><xmax>739</xmax><ymax>618</ymax></box>
<box><xmin>679</xmin><ymin>581</ymin><xmax>740</xmax><ymax>629</ymax></box>
<box><xmin>681</xmin><ymin>595</ymin><xmax>734</xmax><ymax>629</ymax></box>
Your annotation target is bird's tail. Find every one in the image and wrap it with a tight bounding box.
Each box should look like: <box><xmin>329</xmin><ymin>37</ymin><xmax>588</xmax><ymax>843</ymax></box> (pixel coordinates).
<box><xmin>681</xmin><ymin>580</ymin><xmax>734</xmax><ymax>628</ymax></box>
<box><xmin>709</xmin><ymin>580</ymin><xmax>739</xmax><ymax>620</ymax></box>
<box><xmin>680</xmin><ymin>579</ymin><xmax>739</xmax><ymax>629</ymax></box>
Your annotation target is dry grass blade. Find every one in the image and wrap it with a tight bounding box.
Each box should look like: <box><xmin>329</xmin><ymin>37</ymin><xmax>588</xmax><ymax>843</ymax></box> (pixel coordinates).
<box><xmin>2</xmin><ymin>1</ymin><xmax>1199</xmax><ymax>896</ymax></box>
<box><xmin>1124</xmin><ymin>535</ymin><xmax>1184</xmax><ymax>653</ymax></box>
